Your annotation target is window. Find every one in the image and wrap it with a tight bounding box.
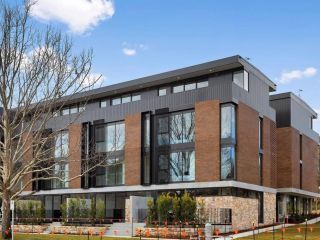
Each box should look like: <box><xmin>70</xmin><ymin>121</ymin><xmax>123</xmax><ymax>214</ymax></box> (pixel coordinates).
<box><xmin>173</xmin><ymin>85</ymin><xmax>184</xmax><ymax>93</ymax></box>
<box><xmin>121</xmin><ymin>95</ymin><xmax>131</xmax><ymax>104</ymax></box>
<box><xmin>197</xmin><ymin>80</ymin><xmax>209</xmax><ymax>88</ymax></box>
<box><xmin>157</xmin><ymin>111</ymin><xmax>195</xmax><ymax>146</ymax></box>
<box><xmin>54</xmin><ymin>131</ymin><xmax>69</xmax><ymax>158</ymax></box>
<box><xmin>156</xmin><ymin>110</ymin><xmax>195</xmax><ymax>184</ymax></box>
<box><xmin>233</xmin><ymin>70</ymin><xmax>249</xmax><ymax>91</ymax></box>
<box><xmin>61</xmin><ymin>108</ymin><xmax>70</xmax><ymax>116</ymax></box>
<box><xmin>53</xmin><ymin>131</ymin><xmax>69</xmax><ymax>189</ymax></box>
<box><xmin>170</xmin><ymin>151</ymin><xmax>195</xmax><ymax>182</ymax></box>
<box><xmin>185</xmin><ymin>83</ymin><xmax>196</xmax><ymax>91</ymax></box>
<box><xmin>221</xmin><ymin>104</ymin><xmax>236</xmax><ymax>180</ymax></box>
<box><xmin>111</xmin><ymin>97</ymin><xmax>121</xmax><ymax>106</ymax></box>
<box><xmin>221</xmin><ymin>146</ymin><xmax>235</xmax><ymax>180</ymax></box>
<box><xmin>171</xmin><ymin>79</ymin><xmax>208</xmax><ymax>94</ymax></box>
<box><xmin>158</xmin><ymin>88</ymin><xmax>167</xmax><ymax>96</ymax></box>
<box><xmin>259</xmin><ymin>154</ymin><xmax>263</xmax><ymax>185</ymax></box>
<box><xmin>95</xmin><ymin>121</ymin><xmax>125</xmax><ymax>153</ymax></box>
<box><xmin>259</xmin><ymin>118</ymin><xmax>263</xmax><ymax>150</ymax></box>
<box><xmin>100</xmin><ymin>100</ymin><xmax>107</xmax><ymax>108</ymax></box>
<box><xmin>111</xmin><ymin>93</ymin><xmax>141</xmax><ymax>105</ymax></box>
<box><xmin>310</xmin><ymin>117</ymin><xmax>313</xmax><ymax>130</ymax></box>
<box><xmin>142</xmin><ymin>113</ymin><xmax>151</xmax><ymax>185</ymax></box>
<box><xmin>132</xmin><ymin>93</ymin><xmax>141</xmax><ymax>102</ymax></box>
<box><xmin>221</xmin><ymin>105</ymin><xmax>236</xmax><ymax>141</ymax></box>
<box><xmin>70</xmin><ymin>106</ymin><xmax>78</xmax><ymax>114</ymax></box>
<box><xmin>96</xmin><ymin>157</ymin><xmax>124</xmax><ymax>186</ymax></box>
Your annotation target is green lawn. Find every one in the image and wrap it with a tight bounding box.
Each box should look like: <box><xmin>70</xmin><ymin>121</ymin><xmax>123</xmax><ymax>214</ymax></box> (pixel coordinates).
<box><xmin>0</xmin><ymin>234</ymin><xmax>136</xmax><ymax>240</ymax></box>
<box><xmin>239</xmin><ymin>222</ymin><xmax>320</xmax><ymax>240</ymax></box>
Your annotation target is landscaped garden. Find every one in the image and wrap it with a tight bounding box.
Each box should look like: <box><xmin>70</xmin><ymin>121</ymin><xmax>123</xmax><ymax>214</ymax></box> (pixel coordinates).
<box><xmin>0</xmin><ymin>234</ymin><xmax>134</xmax><ymax>240</ymax></box>
<box><xmin>239</xmin><ymin>222</ymin><xmax>320</xmax><ymax>240</ymax></box>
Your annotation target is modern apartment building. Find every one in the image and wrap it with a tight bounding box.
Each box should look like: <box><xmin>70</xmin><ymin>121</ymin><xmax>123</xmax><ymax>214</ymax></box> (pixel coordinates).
<box><xmin>21</xmin><ymin>55</ymin><xmax>319</xmax><ymax>230</ymax></box>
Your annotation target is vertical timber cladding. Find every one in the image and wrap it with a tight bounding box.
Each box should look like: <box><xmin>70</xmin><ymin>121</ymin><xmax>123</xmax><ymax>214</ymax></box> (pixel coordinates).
<box><xmin>68</xmin><ymin>124</ymin><xmax>82</xmax><ymax>189</ymax></box>
<box><xmin>302</xmin><ymin>134</ymin><xmax>318</xmax><ymax>192</ymax></box>
<box><xmin>237</xmin><ymin>102</ymin><xmax>260</xmax><ymax>185</ymax></box>
<box><xmin>276</xmin><ymin>127</ymin><xmax>300</xmax><ymax>189</ymax></box>
<box><xmin>22</xmin><ymin>133</ymin><xmax>33</xmax><ymax>191</ymax></box>
<box><xmin>195</xmin><ymin>100</ymin><xmax>220</xmax><ymax>182</ymax></box>
<box><xmin>125</xmin><ymin>112</ymin><xmax>142</xmax><ymax>186</ymax></box>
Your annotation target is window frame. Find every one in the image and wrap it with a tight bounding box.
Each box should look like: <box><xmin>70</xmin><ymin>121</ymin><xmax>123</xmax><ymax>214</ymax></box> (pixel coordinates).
<box><xmin>233</xmin><ymin>70</ymin><xmax>249</xmax><ymax>92</ymax></box>
<box><xmin>220</xmin><ymin>103</ymin><xmax>237</xmax><ymax>180</ymax></box>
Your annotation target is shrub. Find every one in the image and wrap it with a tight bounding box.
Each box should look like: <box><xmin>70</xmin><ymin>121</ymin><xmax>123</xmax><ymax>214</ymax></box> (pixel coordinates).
<box><xmin>96</xmin><ymin>199</ymin><xmax>105</xmax><ymax>220</ymax></box>
<box><xmin>146</xmin><ymin>198</ymin><xmax>157</xmax><ymax>224</ymax></box>
<box><xmin>172</xmin><ymin>194</ymin><xmax>181</xmax><ymax>222</ymax></box>
<box><xmin>157</xmin><ymin>193</ymin><xmax>173</xmax><ymax>223</ymax></box>
<box><xmin>180</xmin><ymin>191</ymin><xmax>196</xmax><ymax>222</ymax></box>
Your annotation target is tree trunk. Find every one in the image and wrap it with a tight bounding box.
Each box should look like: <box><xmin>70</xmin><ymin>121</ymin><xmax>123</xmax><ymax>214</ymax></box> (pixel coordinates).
<box><xmin>1</xmin><ymin>191</ymin><xmax>11</xmax><ymax>239</ymax></box>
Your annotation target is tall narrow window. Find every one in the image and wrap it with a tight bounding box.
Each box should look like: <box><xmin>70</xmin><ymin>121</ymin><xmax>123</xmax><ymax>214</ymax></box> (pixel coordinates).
<box><xmin>259</xmin><ymin>118</ymin><xmax>263</xmax><ymax>150</ymax></box>
<box><xmin>220</xmin><ymin>104</ymin><xmax>236</xmax><ymax>180</ymax></box>
<box><xmin>53</xmin><ymin>130</ymin><xmax>69</xmax><ymax>189</ymax></box>
<box><xmin>259</xmin><ymin>154</ymin><xmax>263</xmax><ymax>185</ymax></box>
<box><xmin>94</xmin><ymin>121</ymin><xmax>125</xmax><ymax>186</ymax></box>
<box><xmin>142</xmin><ymin>113</ymin><xmax>151</xmax><ymax>185</ymax></box>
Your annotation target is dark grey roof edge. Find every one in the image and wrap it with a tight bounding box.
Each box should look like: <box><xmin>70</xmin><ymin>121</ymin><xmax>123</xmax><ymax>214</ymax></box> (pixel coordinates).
<box><xmin>238</xmin><ymin>56</ymin><xmax>277</xmax><ymax>91</ymax></box>
<box><xmin>270</xmin><ymin>92</ymin><xmax>317</xmax><ymax>117</ymax></box>
<box><xmin>64</xmin><ymin>55</ymin><xmax>276</xmax><ymax>104</ymax></box>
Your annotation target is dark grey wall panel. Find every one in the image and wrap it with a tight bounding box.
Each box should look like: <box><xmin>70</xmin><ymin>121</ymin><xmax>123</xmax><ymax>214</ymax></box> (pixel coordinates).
<box><xmin>47</xmin><ymin>70</ymin><xmax>275</xmax><ymax>130</ymax></box>
<box><xmin>270</xmin><ymin>98</ymin><xmax>291</xmax><ymax>128</ymax></box>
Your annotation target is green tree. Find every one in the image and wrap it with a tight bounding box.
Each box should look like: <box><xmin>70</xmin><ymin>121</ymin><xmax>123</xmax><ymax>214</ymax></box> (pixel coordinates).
<box><xmin>146</xmin><ymin>198</ymin><xmax>157</xmax><ymax>224</ymax></box>
<box><xmin>180</xmin><ymin>191</ymin><xmax>197</xmax><ymax>222</ymax></box>
<box><xmin>157</xmin><ymin>193</ymin><xmax>172</xmax><ymax>223</ymax></box>
<box><xmin>96</xmin><ymin>199</ymin><xmax>106</xmax><ymax>222</ymax></box>
<box><xmin>172</xmin><ymin>194</ymin><xmax>181</xmax><ymax>222</ymax></box>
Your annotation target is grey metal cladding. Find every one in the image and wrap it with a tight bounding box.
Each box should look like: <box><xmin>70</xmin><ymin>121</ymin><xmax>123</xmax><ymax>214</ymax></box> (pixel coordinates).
<box><xmin>232</xmin><ymin>70</ymin><xmax>276</xmax><ymax>121</ymax></box>
<box><xmin>55</xmin><ymin>55</ymin><xmax>276</xmax><ymax>106</ymax></box>
<box><xmin>270</xmin><ymin>92</ymin><xmax>319</xmax><ymax>142</ymax></box>
<box><xmin>47</xmin><ymin>68</ymin><xmax>276</xmax><ymax>131</ymax></box>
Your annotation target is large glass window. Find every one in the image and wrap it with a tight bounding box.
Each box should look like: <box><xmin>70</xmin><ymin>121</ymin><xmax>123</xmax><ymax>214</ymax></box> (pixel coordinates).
<box><xmin>170</xmin><ymin>151</ymin><xmax>195</xmax><ymax>182</ymax></box>
<box><xmin>95</xmin><ymin>122</ymin><xmax>125</xmax><ymax>153</ymax></box>
<box><xmin>221</xmin><ymin>104</ymin><xmax>236</xmax><ymax>180</ymax></box>
<box><xmin>157</xmin><ymin>111</ymin><xmax>195</xmax><ymax>146</ymax></box>
<box><xmin>233</xmin><ymin>70</ymin><xmax>249</xmax><ymax>91</ymax></box>
<box><xmin>96</xmin><ymin>157</ymin><xmax>124</xmax><ymax>186</ymax></box>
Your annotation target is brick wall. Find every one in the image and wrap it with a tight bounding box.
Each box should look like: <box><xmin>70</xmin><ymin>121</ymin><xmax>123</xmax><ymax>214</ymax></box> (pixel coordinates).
<box><xmin>302</xmin><ymin>134</ymin><xmax>318</xmax><ymax>193</ymax></box>
<box><xmin>270</xmin><ymin>121</ymin><xmax>278</xmax><ymax>188</ymax></box>
<box><xmin>276</xmin><ymin>127</ymin><xmax>300</xmax><ymax>189</ymax></box>
<box><xmin>125</xmin><ymin>113</ymin><xmax>142</xmax><ymax>186</ymax></box>
<box><xmin>22</xmin><ymin>133</ymin><xmax>33</xmax><ymax>191</ymax></box>
<box><xmin>237</xmin><ymin>102</ymin><xmax>259</xmax><ymax>185</ymax></box>
<box><xmin>195</xmin><ymin>100</ymin><xmax>220</xmax><ymax>182</ymax></box>
<box><xmin>68</xmin><ymin>124</ymin><xmax>82</xmax><ymax>189</ymax></box>
<box><xmin>262</xmin><ymin>118</ymin><xmax>272</xmax><ymax>187</ymax></box>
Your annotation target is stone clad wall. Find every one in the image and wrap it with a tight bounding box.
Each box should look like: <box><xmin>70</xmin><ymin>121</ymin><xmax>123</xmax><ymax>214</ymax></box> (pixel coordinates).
<box><xmin>263</xmin><ymin>192</ymin><xmax>276</xmax><ymax>225</ymax></box>
<box><xmin>199</xmin><ymin>196</ymin><xmax>259</xmax><ymax>230</ymax></box>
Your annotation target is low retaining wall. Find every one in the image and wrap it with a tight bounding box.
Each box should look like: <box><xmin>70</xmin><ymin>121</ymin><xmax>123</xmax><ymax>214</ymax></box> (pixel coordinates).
<box><xmin>50</xmin><ymin>226</ymin><xmax>107</xmax><ymax>235</ymax></box>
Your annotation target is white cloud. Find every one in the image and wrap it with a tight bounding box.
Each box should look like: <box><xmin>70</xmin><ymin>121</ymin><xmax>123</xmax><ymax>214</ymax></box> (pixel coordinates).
<box><xmin>122</xmin><ymin>48</ymin><xmax>137</xmax><ymax>56</ymax></box>
<box><xmin>121</xmin><ymin>42</ymin><xmax>147</xmax><ymax>56</ymax></box>
<box><xmin>31</xmin><ymin>0</ymin><xmax>115</xmax><ymax>34</ymax></box>
<box><xmin>278</xmin><ymin>67</ymin><xmax>317</xmax><ymax>84</ymax></box>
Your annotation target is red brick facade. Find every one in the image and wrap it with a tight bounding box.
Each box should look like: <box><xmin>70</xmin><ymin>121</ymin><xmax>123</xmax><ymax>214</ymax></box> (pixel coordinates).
<box><xmin>22</xmin><ymin>133</ymin><xmax>33</xmax><ymax>191</ymax></box>
<box><xmin>195</xmin><ymin>100</ymin><xmax>220</xmax><ymax>182</ymax></box>
<box><xmin>68</xmin><ymin>124</ymin><xmax>82</xmax><ymax>189</ymax></box>
<box><xmin>237</xmin><ymin>102</ymin><xmax>260</xmax><ymax>185</ymax></box>
<box><xmin>124</xmin><ymin>113</ymin><xmax>142</xmax><ymax>186</ymax></box>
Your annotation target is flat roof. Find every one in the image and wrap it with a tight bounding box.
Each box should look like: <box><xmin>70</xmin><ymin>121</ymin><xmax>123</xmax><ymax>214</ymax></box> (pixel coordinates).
<box><xmin>61</xmin><ymin>55</ymin><xmax>276</xmax><ymax>105</ymax></box>
<box><xmin>270</xmin><ymin>92</ymin><xmax>317</xmax><ymax>118</ymax></box>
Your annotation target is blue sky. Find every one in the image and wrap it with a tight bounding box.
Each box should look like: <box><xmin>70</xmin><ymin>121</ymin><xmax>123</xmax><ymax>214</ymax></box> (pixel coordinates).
<box><xmin>29</xmin><ymin>0</ymin><xmax>320</xmax><ymax>132</ymax></box>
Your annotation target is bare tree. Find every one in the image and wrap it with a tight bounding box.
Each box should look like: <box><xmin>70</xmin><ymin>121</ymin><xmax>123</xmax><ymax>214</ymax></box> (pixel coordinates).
<box><xmin>0</xmin><ymin>1</ymin><xmax>105</xmax><ymax>237</ymax></box>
